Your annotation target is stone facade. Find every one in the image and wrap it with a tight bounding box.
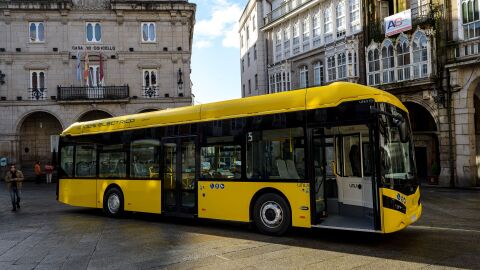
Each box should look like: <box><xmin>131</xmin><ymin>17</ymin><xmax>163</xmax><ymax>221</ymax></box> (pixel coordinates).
<box><xmin>0</xmin><ymin>0</ymin><xmax>196</xmax><ymax>170</ymax></box>
<box><xmin>239</xmin><ymin>0</ymin><xmax>268</xmax><ymax>97</ymax></box>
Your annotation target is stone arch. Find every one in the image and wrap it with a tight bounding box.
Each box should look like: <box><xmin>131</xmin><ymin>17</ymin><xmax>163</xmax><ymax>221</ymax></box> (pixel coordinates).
<box><xmin>400</xmin><ymin>96</ymin><xmax>440</xmax><ymax>128</ymax></box>
<box><xmin>467</xmin><ymin>76</ymin><xmax>480</xmax><ymax>186</ymax></box>
<box><xmin>77</xmin><ymin>109</ymin><xmax>113</xmax><ymax>122</ymax></box>
<box><xmin>403</xmin><ymin>101</ymin><xmax>440</xmax><ymax>183</ymax></box>
<box><xmin>17</xmin><ymin>111</ymin><xmax>63</xmax><ymax>170</ymax></box>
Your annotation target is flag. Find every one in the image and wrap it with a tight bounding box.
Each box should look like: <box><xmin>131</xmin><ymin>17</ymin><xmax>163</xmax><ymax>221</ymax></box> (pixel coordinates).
<box><xmin>99</xmin><ymin>53</ymin><xmax>104</xmax><ymax>85</ymax></box>
<box><xmin>76</xmin><ymin>51</ymin><xmax>81</xmax><ymax>81</ymax></box>
<box><xmin>83</xmin><ymin>50</ymin><xmax>89</xmax><ymax>84</ymax></box>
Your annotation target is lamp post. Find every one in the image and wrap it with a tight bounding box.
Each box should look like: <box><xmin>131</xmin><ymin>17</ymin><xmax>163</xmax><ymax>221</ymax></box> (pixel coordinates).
<box><xmin>177</xmin><ymin>68</ymin><xmax>183</xmax><ymax>96</ymax></box>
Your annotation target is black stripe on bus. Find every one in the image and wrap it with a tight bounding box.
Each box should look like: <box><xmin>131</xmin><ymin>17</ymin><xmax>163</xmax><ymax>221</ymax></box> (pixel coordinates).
<box><xmin>382</xmin><ymin>195</ymin><xmax>406</xmax><ymax>214</ymax></box>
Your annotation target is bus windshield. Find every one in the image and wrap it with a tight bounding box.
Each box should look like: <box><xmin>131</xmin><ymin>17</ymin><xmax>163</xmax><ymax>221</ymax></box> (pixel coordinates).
<box><xmin>378</xmin><ymin>104</ymin><xmax>416</xmax><ymax>188</ymax></box>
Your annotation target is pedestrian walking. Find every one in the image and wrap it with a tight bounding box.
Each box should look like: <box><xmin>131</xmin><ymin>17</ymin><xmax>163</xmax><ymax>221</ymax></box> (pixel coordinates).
<box><xmin>4</xmin><ymin>164</ymin><xmax>24</xmax><ymax>211</ymax></box>
<box><xmin>45</xmin><ymin>163</ymin><xmax>54</xmax><ymax>184</ymax></box>
<box><xmin>34</xmin><ymin>161</ymin><xmax>41</xmax><ymax>184</ymax></box>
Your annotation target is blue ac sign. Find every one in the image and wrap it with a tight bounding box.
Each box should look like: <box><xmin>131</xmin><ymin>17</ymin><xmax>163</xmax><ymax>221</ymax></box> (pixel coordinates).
<box><xmin>210</xmin><ymin>183</ymin><xmax>225</xmax><ymax>190</ymax></box>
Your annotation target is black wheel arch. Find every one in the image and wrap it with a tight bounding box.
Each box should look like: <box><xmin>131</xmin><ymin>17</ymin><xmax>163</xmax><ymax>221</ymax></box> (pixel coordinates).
<box><xmin>249</xmin><ymin>187</ymin><xmax>292</xmax><ymax>222</ymax></box>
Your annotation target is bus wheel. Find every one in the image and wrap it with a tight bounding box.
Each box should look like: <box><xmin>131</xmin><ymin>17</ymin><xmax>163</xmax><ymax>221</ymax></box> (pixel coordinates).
<box><xmin>253</xmin><ymin>193</ymin><xmax>291</xmax><ymax>235</ymax></box>
<box><xmin>103</xmin><ymin>187</ymin><xmax>124</xmax><ymax>217</ymax></box>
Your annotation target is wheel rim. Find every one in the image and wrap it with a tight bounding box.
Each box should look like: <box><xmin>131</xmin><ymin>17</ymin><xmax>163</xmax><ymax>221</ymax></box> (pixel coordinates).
<box><xmin>260</xmin><ymin>201</ymin><xmax>283</xmax><ymax>229</ymax></box>
<box><xmin>107</xmin><ymin>193</ymin><xmax>120</xmax><ymax>214</ymax></box>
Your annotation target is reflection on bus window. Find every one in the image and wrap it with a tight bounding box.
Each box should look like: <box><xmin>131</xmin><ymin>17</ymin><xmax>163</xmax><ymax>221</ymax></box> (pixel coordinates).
<box><xmin>60</xmin><ymin>145</ymin><xmax>74</xmax><ymax>177</ymax></box>
<box><xmin>247</xmin><ymin>127</ymin><xmax>305</xmax><ymax>180</ymax></box>
<box><xmin>131</xmin><ymin>139</ymin><xmax>160</xmax><ymax>178</ymax></box>
<box><xmin>99</xmin><ymin>145</ymin><xmax>126</xmax><ymax>178</ymax></box>
<box><xmin>75</xmin><ymin>145</ymin><xmax>96</xmax><ymax>177</ymax></box>
<box><xmin>201</xmin><ymin>144</ymin><xmax>241</xmax><ymax>179</ymax></box>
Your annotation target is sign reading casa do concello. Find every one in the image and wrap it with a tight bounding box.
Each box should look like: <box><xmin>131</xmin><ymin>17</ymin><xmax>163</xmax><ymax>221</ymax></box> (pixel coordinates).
<box><xmin>72</xmin><ymin>45</ymin><xmax>116</xmax><ymax>51</ymax></box>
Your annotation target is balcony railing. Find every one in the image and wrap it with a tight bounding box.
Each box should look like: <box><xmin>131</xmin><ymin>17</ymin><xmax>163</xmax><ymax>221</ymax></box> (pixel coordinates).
<box><xmin>142</xmin><ymin>85</ymin><xmax>160</xmax><ymax>98</ymax></box>
<box><xmin>28</xmin><ymin>88</ymin><xmax>47</xmax><ymax>100</ymax></box>
<box><xmin>264</xmin><ymin>0</ymin><xmax>313</xmax><ymax>26</ymax></box>
<box><xmin>57</xmin><ymin>85</ymin><xmax>129</xmax><ymax>101</ymax></box>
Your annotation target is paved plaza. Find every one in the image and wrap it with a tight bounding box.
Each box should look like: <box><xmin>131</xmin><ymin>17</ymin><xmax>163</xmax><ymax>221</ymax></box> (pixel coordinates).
<box><xmin>0</xmin><ymin>183</ymin><xmax>479</xmax><ymax>270</ymax></box>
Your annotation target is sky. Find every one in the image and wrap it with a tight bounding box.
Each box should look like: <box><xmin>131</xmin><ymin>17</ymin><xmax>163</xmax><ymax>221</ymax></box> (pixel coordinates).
<box><xmin>190</xmin><ymin>0</ymin><xmax>248</xmax><ymax>104</ymax></box>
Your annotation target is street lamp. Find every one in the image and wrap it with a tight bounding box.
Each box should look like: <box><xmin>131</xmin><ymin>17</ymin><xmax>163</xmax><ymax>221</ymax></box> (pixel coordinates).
<box><xmin>177</xmin><ymin>68</ymin><xmax>183</xmax><ymax>96</ymax></box>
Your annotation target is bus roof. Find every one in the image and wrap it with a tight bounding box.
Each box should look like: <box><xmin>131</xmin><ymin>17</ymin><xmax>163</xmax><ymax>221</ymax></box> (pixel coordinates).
<box><xmin>61</xmin><ymin>82</ymin><xmax>406</xmax><ymax>136</ymax></box>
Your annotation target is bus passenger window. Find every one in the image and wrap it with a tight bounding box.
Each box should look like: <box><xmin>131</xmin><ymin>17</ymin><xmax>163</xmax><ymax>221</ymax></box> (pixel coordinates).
<box><xmin>130</xmin><ymin>139</ymin><xmax>160</xmax><ymax>179</ymax></box>
<box><xmin>99</xmin><ymin>145</ymin><xmax>127</xmax><ymax>179</ymax></box>
<box><xmin>60</xmin><ymin>145</ymin><xmax>74</xmax><ymax>177</ymax></box>
<box><xmin>200</xmin><ymin>137</ymin><xmax>241</xmax><ymax>179</ymax></box>
<box><xmin>246</xmin><ymin>127</ymin><xmax>304</xmax><ymax>180</ymax></box>
<box><xmin>75</xmin><ymin>145</ymin><xmax>96</xmax><ymax>177</ymax></box>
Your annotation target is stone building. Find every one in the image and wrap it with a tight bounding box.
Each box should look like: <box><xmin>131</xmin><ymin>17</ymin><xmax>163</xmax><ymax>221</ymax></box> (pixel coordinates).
<box><xmin>261</xmin><ymin>0</ymin><xmax>365</xmax><ymax>92</ymax></box>
<box><xmin>363</xmin><ymin>0</ymin><xmax>480</xmax><ymax>187</ymax></box>
<box><xmin>239</xmin><ymin>0</ymin><xmax>269</xmax><ymax>97</ymax></box>
<box><xmin>0</xmin><ymin>0</ymin><xmax>196</xmax><ymax>172</ymax></box>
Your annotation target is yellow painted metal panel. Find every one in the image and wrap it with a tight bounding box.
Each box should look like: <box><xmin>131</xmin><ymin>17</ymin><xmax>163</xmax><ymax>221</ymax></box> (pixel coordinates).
<box><xmin>198</xmin><ymin>181</ymin><xmax>311</xmax><ymax>228</ymax></box>
<box><xmin>380</xmin><ymin>187</ymin><xmax>422</xmax><ymax>233</ymax></box>
<box><xmin>61</xmin><ymin>82</ymin><xmax>408</xmax><ymax>137</ymax></box>
<box><xmin>96</xmin><ymin>179</ymin><xmax>162</xmax><ymax>214</ymax></box>
<box><xmin>58</xmin><ymin>179</ymin><xmax>97</xmax><ymax>208</ymax></box>
<box><xmin>200</xmin><ymin>89</ymin><xmax>306</xmax><ymax>121</ymax></box>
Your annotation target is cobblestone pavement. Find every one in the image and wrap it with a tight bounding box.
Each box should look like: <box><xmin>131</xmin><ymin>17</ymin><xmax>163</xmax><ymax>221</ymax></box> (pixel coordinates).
<box><xmin>0</xmin><ymin>183</ymin><xmax>479</xmax><ymax>270</ymax></box>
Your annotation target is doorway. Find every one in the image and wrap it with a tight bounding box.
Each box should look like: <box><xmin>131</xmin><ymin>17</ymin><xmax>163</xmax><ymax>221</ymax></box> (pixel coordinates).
<box><xmin>162</xmin><ymin>136</ymin><xmax>197</xmax><ymax>215</ymax></box>
<box><xmin>415</xmin><ymin>147</ymin><xmax>428</xmax><ymax>182</ymax></box>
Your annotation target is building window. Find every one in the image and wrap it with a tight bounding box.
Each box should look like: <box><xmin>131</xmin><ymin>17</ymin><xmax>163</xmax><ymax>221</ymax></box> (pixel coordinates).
<box><xmin>336</xmin><ymin>1</ymin><xmax>346</xmax><ymax>38</ymax></box>
<box><xmin>254</xmin><ymin>44</ymin><xmax>257</xmax><ymax>60</ymax></box>
<box><xmin>302</xmin><ymin>17</ymin><xmax>310</xmax><ymax>51</ymax></box>
<box><xmin>141</xmin><ymin>22</ymin><xmax>156</xmax><ymax>42</ymax></box>
<box><xmin>143</xmin><ymin>69</ymin><xmax>158</xmax><ymax>98</ymax></box>
<box><xmin>382</xmin><ymin>40</ymin><xmax>395</xmax><ymax>83</ymax></box>
<box><xmin>275</xmin><ymin>30</ymin><xmax>282</xmax><ymax>61</ymax></box>
<box><xmin>324</xmin><ymin>7</ymin><xmax>333</xmax><ymax>43</ymax></box>
<box><xmin>29</xmin><ymin>22</ymin><xmax>45</xmax><ymax>42</ymax></box>
<box><xmin>300</xmin><ymin>66</ymin><xmax>308</xmax><ymax>88</ymax></box>
<box><xmin>242</xmin><ymin>59</ymin><xmax>244</xmax><ymax>72</ymax></box>
<box><xmin>276</xmin><ymin>73</ymin><xmax>281</xmax><ymax>92</ymax></box>
<box><xmin>248</xmin><ymin>79</ymin><xmax>252</xmax><ymax>94</ymax></box>
<box><xmin>243</xmin><ymin>84</ymin><xmax>246</xmax><ymax>95</ymax></box>
<box><xmin>86</xmin><ymin>22</ymin><xmax>101</xmax><ymax>42</ymax></box>
<box><xmin>88</xmin><ymin>65</ymin><xmax>103</xmax><ymax>87</ymax></box>
<box><xmin>327</xmin><ymin>56</ymin><xmax>336</xmax><ymax>81</ymax></box>
<box><xmin>293</xmin><ymin>21</ymin><xmax>300</xmax><ymax>47</ymax></box>
<box><xmin>412</xmin><ymin>31</ymin><xmax>428</xmax><ymax>78</ymax></box>
<box><xmin>396</xmin><ymin>36</ymin><xmax>411</xmax><ymax>81</ymax></box>
<box><xmin>269</xmin><ymin>75</ymin><xmax>274</xmax><ymax>93</ymax></box>
<box><xmin>349</xmin><ymin>0</ymin><xmax>360</xmax><ymax>33</ymax></box>
<box><xmin>240</xmin><ymin>34</ymin><xmax>244</xmax><ymax>48</ymax></box>
<box><xmin>30</xmin><ymin>70</ymin><xmax>46</xmax><ymax>100</ymax></box>
<box><xmin>462</xmin><ymin>0</ymin><xmax>480</xmax><ymax>39</ymax></box>
<box><xmin>246</xmin><ymin>26</ymin><xmax>250</xmax><ymax>40</ymax></box>
<box><xmin>255</xmin><ymin>74</ymin><xmax>258</xmax><ymax>90</ymax></box>
<box><xmin>337</xmin><ymin>53</ymin><xmax>347</xmax><ymax>79</ymax></box>
<box><xmin>313</xmin><ymin>11</ymin><xmax>321</xmax><ymax>47</ymax></box>
<box><xmin>313</xmin><ymin>61</ymin><xmax>323</xmax><ymax>86</ymax></box>
<box><xmin>248</xmin><ymin>52</ymin><xmax>251</xmax><ymax>67</ymax></box>
<box><xmin>367</xmin><ymin>48</ymin><xmax>380</xmax><ymax>85</ymax></box>
<box><xmin>283</xmin><ymin>27</ymin><xmax>291</xmax><ymax>57</ymax></box>
<box><xmin>252</xmin><ymin>15</ymin><xmax>256</xmax><ymax>31</ymax></box>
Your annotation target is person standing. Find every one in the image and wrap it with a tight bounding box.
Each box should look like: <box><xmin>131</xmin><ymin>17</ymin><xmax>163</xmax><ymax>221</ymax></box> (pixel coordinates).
<box><xmin>5</xmin><ymin>164</ymin><xmax>24</xmax><ymax>211</ymax></box>
<box><xmin>34</xmin><ymin>161</ymin><xmax>42</xmax><ymax>184</ymax></box>
<box><xmin>45</xmin><ymin>163</ymin><xmax>54</xmax><ymax>184</ymax></box>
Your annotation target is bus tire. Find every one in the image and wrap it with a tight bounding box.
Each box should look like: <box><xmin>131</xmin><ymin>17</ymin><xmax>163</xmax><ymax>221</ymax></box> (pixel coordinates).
<box><xmin>253</xmin><ymin>193</ymin><xmax>291</xmax><ymax>236</ymax></box>
<box><xmin>103</xmin><ymin>187</ymin><xmax>124</xmax><ymax>217</ymax></box>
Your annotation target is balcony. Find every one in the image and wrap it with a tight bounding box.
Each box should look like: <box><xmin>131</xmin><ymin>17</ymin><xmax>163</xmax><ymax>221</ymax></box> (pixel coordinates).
<box><xmin>28</xmin><ymin>88</ymin><xmax>48</xmax><ymax>100</ymax></box>
<box><xmin>142</xmin><ymin>85</ymin><xmax>160</xmax><ymax>98</ymax></box>
<box><xmin>264</xmin><ymin>0</ymin><xmax>314</xmax><ymax>26</ymax></box>
<box><xmin>57</xmin><ymin>85</ymin><xmax>129</xmax><ymax>101</ymax></box>
<box><xmin>448</xmin><ymin>38</ymin><xmax>480</xmax><ymax>64</ymax></box>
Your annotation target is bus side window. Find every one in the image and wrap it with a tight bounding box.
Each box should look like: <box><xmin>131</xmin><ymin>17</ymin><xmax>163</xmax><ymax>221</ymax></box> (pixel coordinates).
<box><xmin>60</xmin><ymin>145</ymin><xmax>74</xmax><ymax>177</ymax></box>
<box><xmin>99</xmin><ymin>144</ymin><xmax>127</xmax><ymax>179</ymax></box>
<box><xmin>130</xmin><ymin>139</ymin><xmax>160</xmax><ymax>179</ymax></box>
<box><xmin>75</xmin><ymin>145</ymin><xmax>96</xmax><ymax>178</ymax></box>
<box><xmin>200</xmin><ymin>136</ymin><xmax>242</xmax><ymax>179</ymax></box>
<box><xmin>246</xmin><ymin>127</ymin><xmax>304</xmax><ymax>180</ymax></box>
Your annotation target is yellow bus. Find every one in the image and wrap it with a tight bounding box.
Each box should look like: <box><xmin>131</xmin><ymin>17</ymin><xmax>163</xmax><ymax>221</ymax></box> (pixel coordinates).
<box><xmin>57</xmin><ymin>82</ymin><xmax>422</xmax><ymax>235</ymax></box>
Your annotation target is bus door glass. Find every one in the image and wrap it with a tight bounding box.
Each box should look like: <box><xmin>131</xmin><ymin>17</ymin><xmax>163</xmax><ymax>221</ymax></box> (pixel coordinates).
<box><xmin>162</xmin><ymin>137</ymin><xmax>197</xmax><ymax>214</ymax></box>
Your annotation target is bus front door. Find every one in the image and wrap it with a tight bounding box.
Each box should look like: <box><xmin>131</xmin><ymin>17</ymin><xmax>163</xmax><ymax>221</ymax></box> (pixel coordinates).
<box><xmin>162</xmin><ymin>136</ymin><xmax>197</xmax><ymax>215</ymax></box>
